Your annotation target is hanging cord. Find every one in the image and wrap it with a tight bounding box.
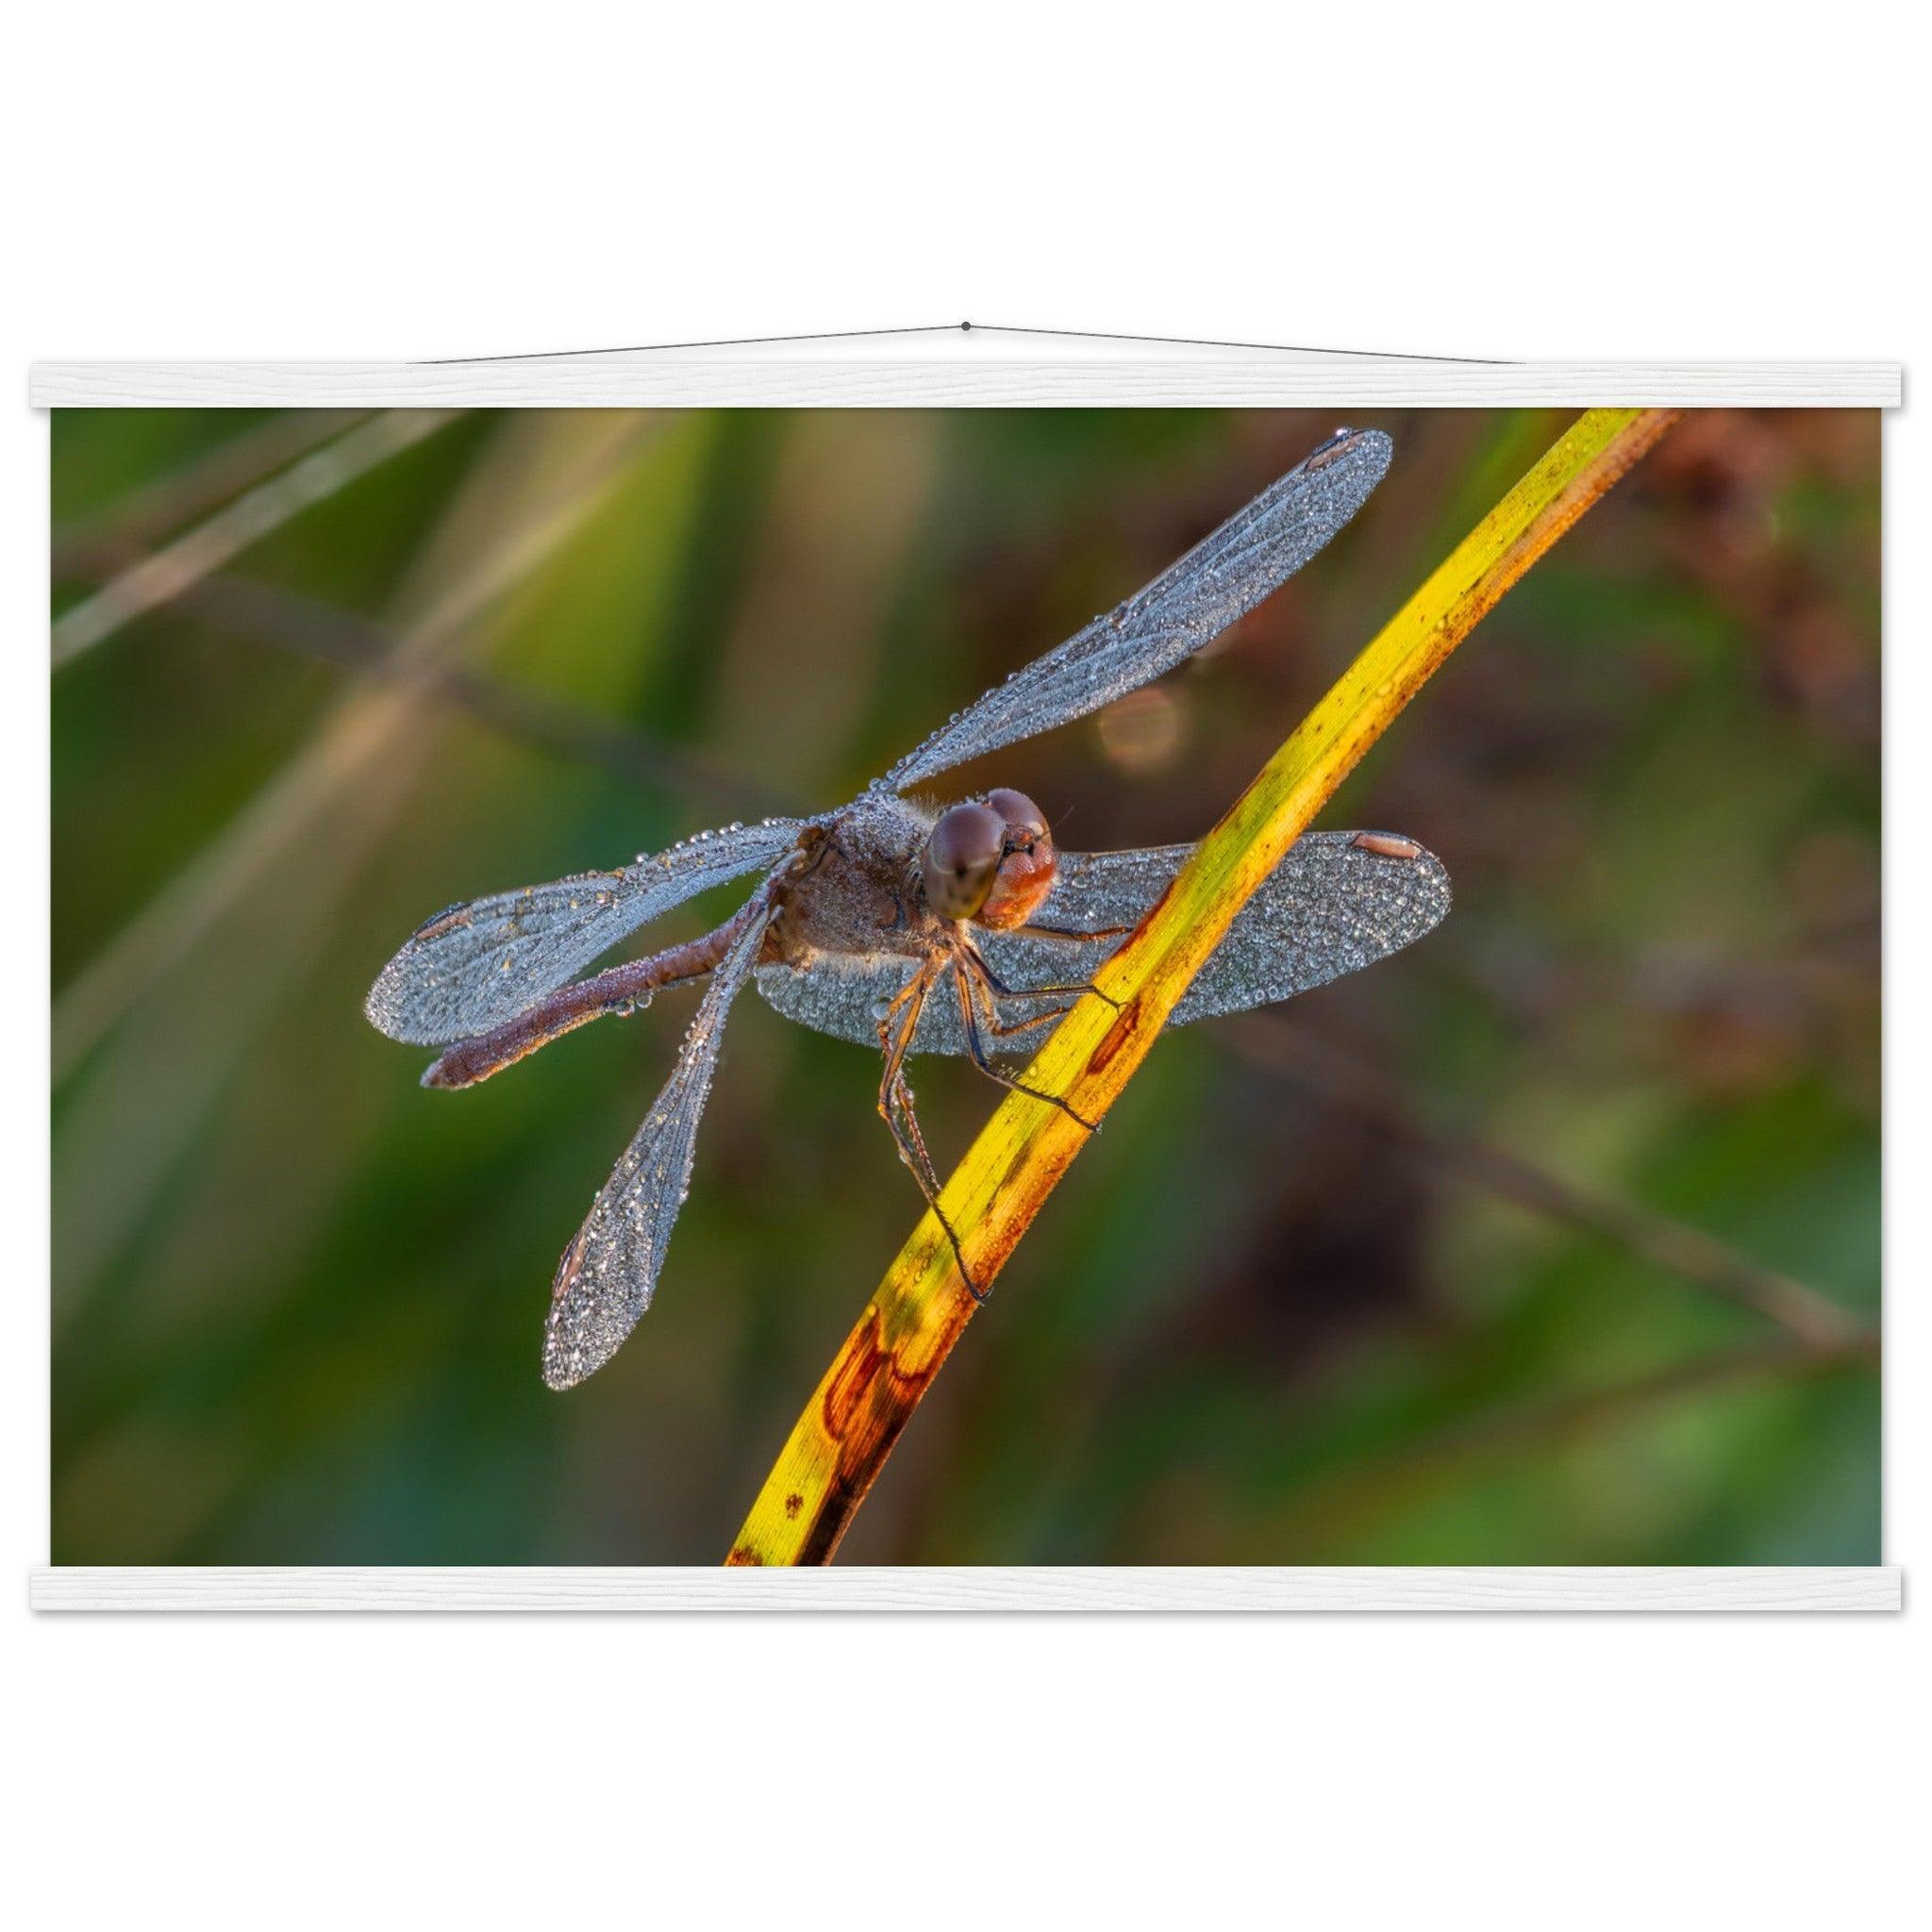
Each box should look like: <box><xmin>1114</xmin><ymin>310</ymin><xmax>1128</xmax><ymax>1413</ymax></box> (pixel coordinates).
<box><xmin>420</xmin><ymin>320</ymin><xmax>1509</xmax><ymax>366</ymax></box>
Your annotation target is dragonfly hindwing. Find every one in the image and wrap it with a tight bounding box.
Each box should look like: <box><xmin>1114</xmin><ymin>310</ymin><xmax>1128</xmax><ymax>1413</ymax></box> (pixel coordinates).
<box><xmin>365</xmin><ymin>817</ymin><xmax>804</xmax><ymax>1045</ymax></box>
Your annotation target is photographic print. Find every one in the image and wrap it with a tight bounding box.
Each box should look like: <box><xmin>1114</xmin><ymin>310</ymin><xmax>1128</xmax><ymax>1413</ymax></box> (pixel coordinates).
<box><xmin>49</xmin><ymin>400</ymin><xmax>1881</xmax><ymax>1576</ymax></box>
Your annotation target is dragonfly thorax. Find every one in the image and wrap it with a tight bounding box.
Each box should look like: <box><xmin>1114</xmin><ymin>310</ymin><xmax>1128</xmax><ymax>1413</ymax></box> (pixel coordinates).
<box><xmin>763</xmin><ymin>793</ymin><xmax>933</xmax><ymax>970</ymax></box>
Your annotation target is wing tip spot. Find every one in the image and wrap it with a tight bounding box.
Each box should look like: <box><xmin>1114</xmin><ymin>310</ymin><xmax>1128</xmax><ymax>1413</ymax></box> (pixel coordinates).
<box><xmin>1351</xmin><ymin>831</ymin><xmax>1424</xmax><ymax>860</ymax></box>
<box><xmin>409</xmin><ymin>903</ymin><xmax>474</xmax><ymax>945</ymax></box>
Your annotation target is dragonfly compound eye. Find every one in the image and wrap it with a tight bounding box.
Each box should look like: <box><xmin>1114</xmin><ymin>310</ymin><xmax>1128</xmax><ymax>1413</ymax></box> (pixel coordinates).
<box><xmin>985</xmin><ymin>788</ymin><xmax>1049</xmax><ymax>851</ymax></box>
<box><xmin>923</xmin><ymin>802</ymin><xmax>1006</xmax><ymax>920</ymax></box>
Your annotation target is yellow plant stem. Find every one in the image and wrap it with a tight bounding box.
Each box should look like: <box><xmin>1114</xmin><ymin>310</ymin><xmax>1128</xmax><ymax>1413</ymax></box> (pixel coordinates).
<box><xmin>728</xmin><ymin>407</ymin><xmax>1679</xmax><ymax>1567</ymax></box>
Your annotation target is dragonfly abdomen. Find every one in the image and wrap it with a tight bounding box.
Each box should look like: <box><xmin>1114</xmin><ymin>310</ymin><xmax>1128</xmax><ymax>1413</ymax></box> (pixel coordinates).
<box><xmin>421</xmin><ymin>898</ymin><xmax>767</xmax><ymax>1091</ymax></box>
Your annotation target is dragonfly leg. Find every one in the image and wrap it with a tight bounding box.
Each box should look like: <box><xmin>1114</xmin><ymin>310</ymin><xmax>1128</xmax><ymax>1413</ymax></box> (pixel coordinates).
<box><xmin>874</xmin><ymin>957</ymin><xmax>982</xmax><ymax>1302</ymax></box>
<box><xmin>874</xmin><ymin>968</ymin><xmax>943</xmax><ymax>1194</ymax></box>
<box><xmin>961</xmin><ymin>936</ymin><xmax>1123</xmax><ymax>1012</ymax></box>
<box><xmin>887</xmin><ymin>1070</ymin><xmax>941</xmax><ymax>1197</ymax></box>
<box><xmin>1006</xmin><ymin>922</ymin><xmax>1132</xmax><ymax>945</ymax></box>
<box><xmin>953</xmin><ymin>948</ymin><xmax>1098</xmax><ymax>1134</ymax></box>
<box><xmin>976</xmin><ymin>1001</ymin><xmax>1074</xmax><ymax>1041</ymax></box>
<box><xmin>959</xmin><ymin>942</ymin><xmax>1090</xmax><ymax>1042</ymax></box>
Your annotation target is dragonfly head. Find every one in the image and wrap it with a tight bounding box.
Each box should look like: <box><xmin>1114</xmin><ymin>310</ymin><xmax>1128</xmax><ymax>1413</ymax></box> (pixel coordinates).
<box><xmin>921</xmin><ymin>789</ymin><xmax>1058</xmax><ymax>927</ymax></box>
<box><xmin>976</xmin><ymin>787</ymin><xmax>1058</xmax><ymax>929</ymax></box>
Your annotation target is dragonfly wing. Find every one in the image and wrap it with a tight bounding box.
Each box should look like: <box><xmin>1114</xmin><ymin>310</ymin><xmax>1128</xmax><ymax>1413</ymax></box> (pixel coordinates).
<box><xmin>755</xmin><ymin>949</ymin><xmax>962</xmax><ymax>1055</ymax></box>
<box><xmin>754</xmin><ymin>831</ymin><xmax>1448</xmax><ymax>1054</ymax></box>
<box><xmin>541</xmin><ymin>907</ymin><xmax>769</xmax><ymax>1390</ymax></box>
<box><xmin>880</xmin><ymin>428</ymin><xmax>1391</xmax><ymax>793</ymax></box>
<box><xmin>1162</xmin><ymin>832</ymin><xmax>1450</xmax><ymax>1024</ymax></box>
<box><xmin>365</xmin><ymin>817</ymin><xmax>804</xmax><ymax>1045</ymax></box>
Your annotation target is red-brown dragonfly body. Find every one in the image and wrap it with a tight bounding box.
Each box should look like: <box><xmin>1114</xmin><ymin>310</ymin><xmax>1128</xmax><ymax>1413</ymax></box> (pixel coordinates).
<box><xmin>366</xmin><ymin>427</ymin><xmax>1453</xmax><ymax>1389</ymax></box>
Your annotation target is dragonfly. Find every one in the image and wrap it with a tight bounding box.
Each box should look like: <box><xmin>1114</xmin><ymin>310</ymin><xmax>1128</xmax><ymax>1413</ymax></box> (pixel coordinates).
<box><xmin>365</xmin><ymin>426</ymin><xmax>1450</xmax><ymax>1391</ymax></box>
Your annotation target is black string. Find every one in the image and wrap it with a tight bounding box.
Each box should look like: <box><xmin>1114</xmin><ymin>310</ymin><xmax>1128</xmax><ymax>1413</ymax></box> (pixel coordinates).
<box><xmin>418</xmin><ymin>320</ymin><xmax>1507</xmax><ymax>367</ymax></box>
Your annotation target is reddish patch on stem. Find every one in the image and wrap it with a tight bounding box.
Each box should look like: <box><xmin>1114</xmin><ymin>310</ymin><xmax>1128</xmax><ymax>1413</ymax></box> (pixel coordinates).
<box><xmin>1085</xmin><ymin>997</ymin><xmax>1142</xmax><ymax>1080</ymax></box>
<box><xmin>821</xmin><ymin>1308</ymin><xmax>934</xmax><ymax>1444</ymax></box>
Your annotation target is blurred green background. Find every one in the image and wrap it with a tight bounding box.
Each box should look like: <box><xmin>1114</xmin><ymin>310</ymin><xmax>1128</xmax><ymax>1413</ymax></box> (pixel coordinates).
<box><xmin>50</xmin><ymin>406</ymin><xmax>1880</xmax><ymax>1565</ymax></box>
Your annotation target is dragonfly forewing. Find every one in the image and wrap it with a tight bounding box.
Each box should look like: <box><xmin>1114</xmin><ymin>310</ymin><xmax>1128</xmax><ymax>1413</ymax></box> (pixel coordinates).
<box><xmin>754</xmin><ymin>831</ymin><xmax>1449</xmax><ymax>1055</ymax></box>
<box><xmin>880</xmin><ymin>428</ymin><xmax>1391</xmax><ymax>793</ymax></box>
<box><xmin>541</xmin><ymin>906</ymin><xmax>772</xmax><ymax>1391</ymax></box>
<box><xmin>365</xmin><ymin>816</ymin><xmax>804</xmax><ymax>1045</ymax></box>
